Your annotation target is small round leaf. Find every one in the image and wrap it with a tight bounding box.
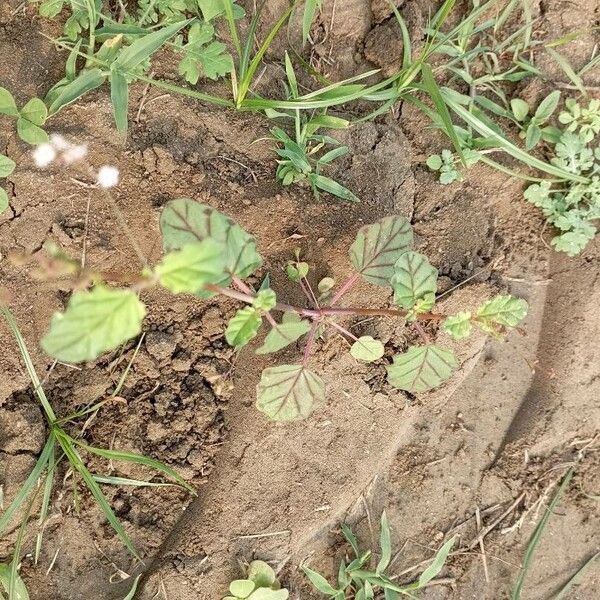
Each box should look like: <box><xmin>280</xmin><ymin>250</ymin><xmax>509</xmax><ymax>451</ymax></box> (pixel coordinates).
<box><xmin>229</xmin><ymin>579</ymin><xmax>255</xmax><ymax>598</ymax></box>
<box><xmin>350</xmin><ymin>336</ymin><xmax>384</xmax><ymax>362</ymax></box>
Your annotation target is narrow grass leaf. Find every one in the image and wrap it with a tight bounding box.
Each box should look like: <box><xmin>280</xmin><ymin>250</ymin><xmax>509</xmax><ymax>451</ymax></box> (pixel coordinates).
<box><xmin>302</xmin><ymin>567</ymin><xmax>339</xmax><ymax>595</ymax></box>
<box><xmin>302</xmin><ymin>0</ymin><xmax>322</xmax><ymax>45</ymax></box>
<box><xmin>443</xmin><ymin>93</ymin><xmax>589</xmax><ymax>182</ymax></box>
<box><xmin>110</xmin><ymin>70</ymin><xmax>129</xmax><ymax>132</ymax></box>
<box><xmin>417</xmin><ymin>536</ymin><xmax>456</xmax><ymax>587</ymax></box>
<box><xmin>545</xmin><ymin>47</ymin><xmax>586</xmax><ymax>96</ymax></box>
<box><xmin>115</xmin><ymin>20</ymin><xmax>190</xmax><ymax>72</ymax></box>
<box><xmin>73</xmin><ymin>441</ymin><xmax>195</xmax><ymax>494</ymax></box>
<box><xmin>377</xmin><ymin>511</ymin><xmax>392</xmax><ymax>574</ymax></box>
<box><xmin>512</xmin><ymin>468</ymin><xmax>574</xmax><ymax>600</ymax></box>
<box><xmin>0</xmin><ymin>435</ymin><xmax>54</xmax><ymax>534</ymax></box>
<box><xmin>48</xmin><ymin>68</ymin><xmax>107</xmax><ymax>115</ymax></box>
<box><xmin>0</xmin><ymin>563</ymin><xmax>29</xmax><ymax>600</ymax></box>
<box><xmin>555</xmin><ymin>551</ymin><xmax>600</xmax><ymax>600</ymax></box>
<box><xmin>421</xmin><ymin>64</ymin><xmax>465</xmax><ymax>164</ymax></box>
<box><xmin>57</xmin><ymin>433</ymin><xmax>140</xmax><ymax>558</ymax></box>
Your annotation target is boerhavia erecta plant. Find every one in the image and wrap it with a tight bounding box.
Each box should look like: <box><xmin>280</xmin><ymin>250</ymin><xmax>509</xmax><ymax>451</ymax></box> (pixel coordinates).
<box><xmin>39</xmin><ymin>197</ymin><xmax>528</xmax><ymax>421</ymax></box>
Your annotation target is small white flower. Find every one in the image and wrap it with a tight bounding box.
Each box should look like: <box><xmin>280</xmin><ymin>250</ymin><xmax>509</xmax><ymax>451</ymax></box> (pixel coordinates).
<box><xmin>96</xmin><ymin>165</ymin><xmax>120</xmax><ymax>188</ymax></box>
<box><xmin>63</xmin><ymin>144</ymin><xmax>88</xmax><ymax>164</ymax></box>
<box><xmin>32</xmin><ymin>143</ymin><xmax>57</xmax><ymax>168</ymax></box>
<box><xmin>49</xmin><ymin>134</ymin><xmax>70</xmax><ymax>151</ymax></box>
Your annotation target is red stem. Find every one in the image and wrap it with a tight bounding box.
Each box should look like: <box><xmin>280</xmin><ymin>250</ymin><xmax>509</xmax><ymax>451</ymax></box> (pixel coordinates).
<box><xmin>329</xmin><ymin>272</ymin><xmax>360</xmax><ymax>306</ymax></box>
<box><xmin>202</xmin><ymin>284</ymin><xmax>445</xmax><ymax>321</ymax></box>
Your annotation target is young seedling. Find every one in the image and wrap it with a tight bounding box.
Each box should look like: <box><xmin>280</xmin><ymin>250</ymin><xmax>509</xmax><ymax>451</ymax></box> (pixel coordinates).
<box><xmin>0</xmin><ymin>86</ymin><xmax>49</xmax><ymax>145</ymax></box>
<box><xmin>426</xmin><ymin>148</ymin><xmax>480</xmax><ymax>184</ymax></box>
<box><xmin>266</xmin><ymin>54</ymin><xmax>358</xmax><ymax>201</ymax></box>
<box><xmin>224</xmin><ymin>560</ymin><xmax>289</xmax><ymax>600</ymax></box>
<box><xmin>523</xmin><ymin>98</ymin><xmax>600</xmax><ymax>255</ymax></box>
<box><xmin>0</xmin><ymin>152</ymin><xmax>16</xmax><ymax>214</ymax></box>
<box><xmin>509</xmin><ymin>91</ymin><xmax>562</xmax><ymax>150</ymax></box>
<box><xmin>36</xmin><ymin>195</ymin><xmax>528</xmax><ymax>422</ymax></box>
<box><xmin>0</xmin><ymin>303</ymin><xmax>195</xmax><ymax>588</ymax></box>
<box><xmin>304</xmin><ymin>511</ymin><xmax>456</xmax><ymax>598</ymax></box>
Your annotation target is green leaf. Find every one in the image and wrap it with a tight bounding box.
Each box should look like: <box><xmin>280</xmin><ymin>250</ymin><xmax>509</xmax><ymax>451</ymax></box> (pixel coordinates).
<box><xmin>0</xmin><ymin>563</ymin><xmax>30</xmax><ymax>600</ymax></box>
<box><xmin>75</xmin><ymin>441</ymin><xmax>195</xmax><ymax>494</ymax></box>
<box><xmin>475</xmin><ymin>295</ymin><xmax>528</xmax><ymax>334</ymax></box>
<box><xmin>47</xmin><ymin>69</ymin><xmax>107</xmax><ymax>115</ymax></box>
<box><xmin>230</xmin><ymin>579</ymin><xmax>256</xmax><ymax>598</ymax></box>
<box><xmin>350</xmin><ymin>217</ymin><xmax>414</xmax><ymax>286</ymax></box>
<box><xmin>256</xmin><ymin>312</ymin><xmax>311</xmax><ymax>354</ymax></box>
<box><xmin>160</xmin><ymin>199</ymin><xmax>262</xmax><ymax>284</ymax></box>
<box><xmin>302</xmin><ymin>566</ymin><xmax>339</xmax><ymax>595</ymax></box>
<box><xmin>38</xmin><ymin>0</ymin><xmax>64</xmax><ymax>17</ymax></box>
<box><xmin>510</xmin><ymin>98</ymin><xmax>529</xmax><ymax>122</ymax></box>
<box><xmin>181</xmin><ymin>41</ymin><xmax>234</xmax><ymax>82</ymax></box>
<box><xmin>16</xmin><ymin>118</ymin><xmax>49</xmax><ymax>145</ymax></box>
<box><xmin>350</xmin><ymin>336</ymin><xmax>384</xmax><ymax>362</ymax></box>
<box><xmin>533</xmin><ymin>90</ymin><xmax>560</xmax><ymax>122</ymax></box>
<box><xmin>155</xmin><ymin>240</ymin><xmax>225</xmax><ymax>294</ymax></box>
<box><xmin>525</xmin><ymin>124</ymin><xmax>542</xmax><ymax>150</ymax></box>
<box><xmin>0</xmin><ymin>86</ymin><xmax>19</xmax><ymax>116</ymax></box>
<box><xmin>302</xmin><ymin>0</ymin><xmax>323</xmax><ymax>45</ymax></box>
<box><xmin>391</xmin><ymin>251</ymin><xmax>437</xmax><ymax>309</ymax></box>
<box><xmin>0</xmin><ymin>155</ymin><xmax>16</xmax><ymax>177</ymax></box>
<box><xmin>253</xmin><ymin>289</ymin><xmax>276</xmax><ymax>311</ymax></box>
<box><xmin>115</xmin><ymin>20</ymin><xmax>190</xmax><ymax>72</ymax></box>
<box><xmin>310</xmin><ymin>174</ymin><xmax>359</xmax><ymax>202</ymax></box>
<box><xmin>417</xmin><ymin>537</ymin><xmax>455</xmax><ymax>587</ymax></box>
<box><xmin>387</xmin><ymin>345</ymin><xmax>457</xmax><ymax>393</ymax></box>
<box><xmin>426</xmin><ymin>154</ymin><xmax>442</xmax><ymax>170</ymax></box>
<box><xmin>247</xmin><ymin>590</ymin><xmax>289</xmax><ymax>600</ymax></box>
<box><xmin>19</xmin><ymin>98</ymin><xmax>47</xmax><ymax>125</ymax></box>
<box><xmin>256</xmin><ymin>364</ymin><xmax>324</xmax><ymax>421</ymax></box>
<box><xmin>377</xmin><ymin>511</ymin><xmax>392</xmax><ymax>574</ymax></box>
<box><xmin>197</xmin><ymin>0</ymin><xmax>244</xmax><ymax>21</ymax></box>
<box><xmin>421</xmin><ymin>63</ymin><xmax>466</xmax><ymax>164</ymax></box>
<box><xmin>0</xmin><ymin>188</ymin><xmax>8</xmax><ymax>214</ymax></box>
<box><xmin>247</xmin><ymin>560</ymin><xmax>276</xmax><ymax>588</ymax></box>
<box><xmin>40</xmin><ymin>286</ymin><xmax>146</xmax><ymax>362</ymax></box>
<box><xmin>110</xmin><ymin>70</ymin><xmax>129</xmax><ymax>132</ymax></box>
<box><xmin>225</xmin><ymin>306</ymin><xmax>262</xmax><ymax>348</ymax></box>
<box><xmin>442</xmin><ymin>311</ymin><xmax>472</xmax><ymax>339</ymax></box>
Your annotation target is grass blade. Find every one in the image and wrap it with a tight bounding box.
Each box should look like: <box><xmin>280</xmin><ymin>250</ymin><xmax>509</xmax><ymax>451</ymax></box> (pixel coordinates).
<box><xmin>555</xmin><ymin>551</ymin><xmax>600</xmax><ymax>599</ymax></box>
<box><xmin>114</xmin><ymin>20</ymin><xmax>190</xmax><ymax>72</ymax></box>
<box><xmin>511</xmin><ymin>468</ymin><xmax>574</xmax><ymax>600</ymax></box>
<box><xmin>442</xmin><ymin>93</ymin><xmax>589</xmax><ymax>182</ymax></box>
<box><xmin>0</xmin><ymin>304</ymin><xmax>54</xmax><ymax>421</ymax></box>
<box><xmin>122</xmin><ymin>575</ymin><xmax>142</xmax><ymax>600</ymax></box>
<box><xmin>0</xmin><ymin>436</ymin><xmax>55</xmax><ymax>534</ymax></box>
<box><xmin>302</xmin><ymin>0</ymin><xmax>322</xmax><ymax>45</ymax></box>
<box><xmin>110</xmin><ymin>71</ymin><xmax>129</xmax><ymax>132</ymax></box>
<box><xmin>237</xmin><ymin>5</ymin><xmax>294</xmax><ymax>106</ymax></box>
<box><xmin>545</xmin><ymin>47</ymin><xmax>586</xmax><ymax>96</ymax></box>
<box><xmin>34</xmin><ymin>444</ymin><xmax>56</xmax><ymax>564</ymax></box>
<box><xmin>72</xmin><ymin>441</ymin><xmax>196</xmax><ymax>494</ymax></box>
<box><xmin>222</xmin><ymin>0</ymin><xmax>242</xmax><ymax>60</ymax></box>
<box><xmin>92</xmin><ymin>475</ymin><xmax>184</xmax><ymax>489</ymax></box>
<box><xmin>56</xmin><ymin>431</ymin><xmax>140</xmax><ymax>559</ymax></box>
<box><xmin>421</xmin><ymin>64</ymin><xmax>465</xmax><ymax>163</ymax></box>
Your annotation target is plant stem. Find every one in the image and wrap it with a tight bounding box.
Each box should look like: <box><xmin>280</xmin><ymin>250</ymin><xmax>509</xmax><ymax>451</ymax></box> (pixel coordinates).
<box><xmin>302</xmin><ymin>320</ymin><xmax>320</xmax><ymax>366</ymax></box>
<box><xmin>329</xmin><ymin>272</ymin><xmax>360</xmax><ymax>306</ymax></box>
<box><xmin>328</xmin><ymin>320</ymin><xmax>359</xmax><ymax>342</ymax></box>
<box><xmin>231</xmin><ymin>275</ymin><xmax>278</xmax><ymax>326</ymax></box>
<box><xmin>203</xmin><ymin>283</ymin><xmax>445</xmax><ymax>321</ymax></box>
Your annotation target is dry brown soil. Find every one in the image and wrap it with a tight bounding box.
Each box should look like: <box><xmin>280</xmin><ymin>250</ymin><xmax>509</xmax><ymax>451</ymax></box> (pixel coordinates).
<box><xmin>1</xmin><ymin>1</ymin><xmax>599</xmax><ymax>599</ymax></box>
